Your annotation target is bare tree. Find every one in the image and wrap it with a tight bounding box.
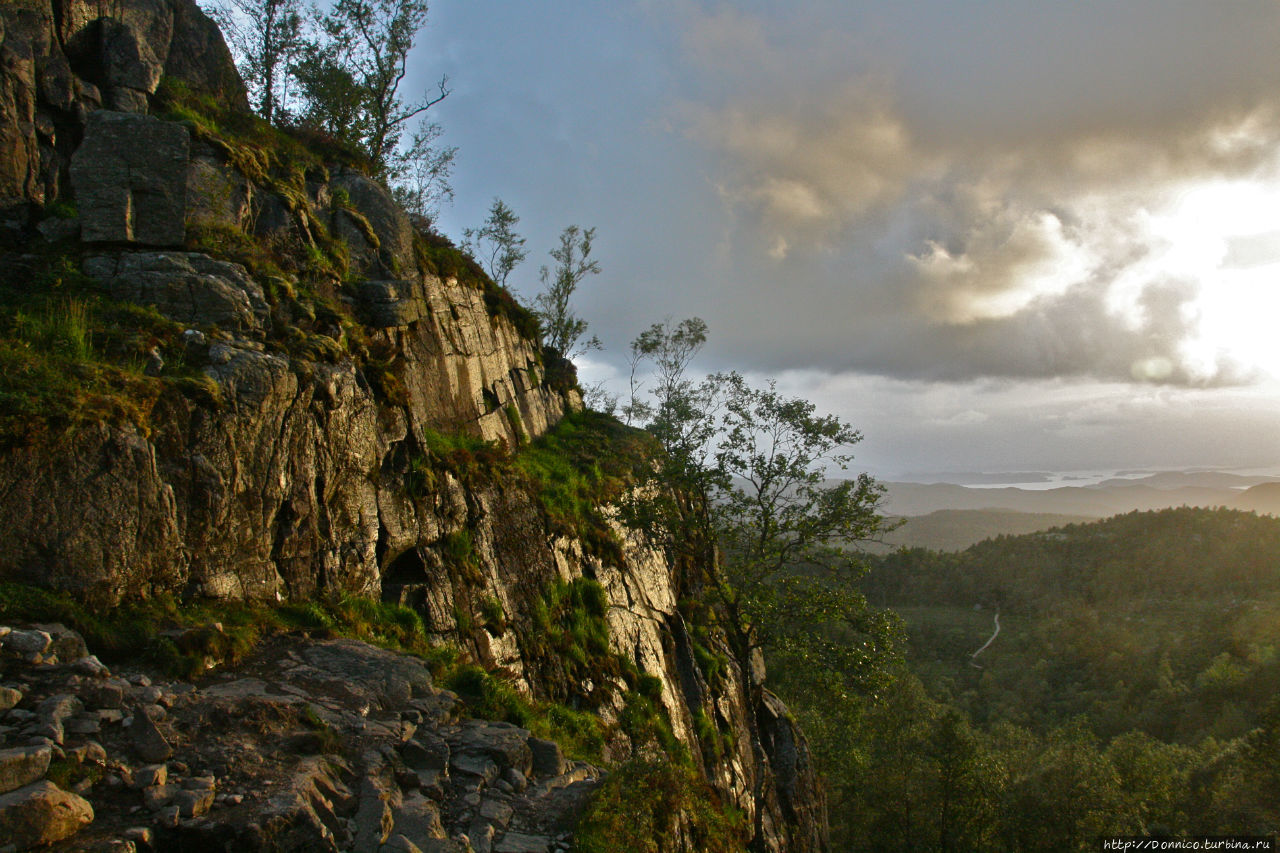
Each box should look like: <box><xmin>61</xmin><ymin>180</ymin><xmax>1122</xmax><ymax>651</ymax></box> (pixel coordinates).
<box><xmin>391</xmin><ymin>123</ymin><xmax>458</xmax><ymax>226</ymax></box>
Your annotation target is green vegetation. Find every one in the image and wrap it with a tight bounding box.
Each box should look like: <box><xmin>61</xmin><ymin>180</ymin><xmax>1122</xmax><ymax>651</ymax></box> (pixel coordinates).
<box><xmin>0</xmin><ymin>248</ymin><xmax>212</xmax><ymax>447</ymax></box>
<box><xmin>479</xmin><ymin>596</ymin><xmax>507</xmax><ymax>635</ymax></box>
<box><xmin>528</xmin><ymin>578</ymin><xmax>613</xmax><ymax>686</ymax></box>
<box><xmin>0</xmin><ymin>578</ymin><xmax>610</xmax><ymax>763</ymax></box>
<box><xmin>573</xmin><ymin>758</ymin><xmax>748</xmax><ymax>853</ymax></box>
<box><xmin>513</xmin><ymin>409</ymin><xmax>654</xmax><ymax>558</ymax></box>
<box><xmin>45</xmin><ymin>756</ymin><xmax>103</xmax><ymax>792</ymax></box>
<box><xmin>0</xmin><ymin>582</ymin><xmax>428</xmax><ymax>678</ymax></box>
<box><xmin>442</xmin><ymin>529</ymin><xmax>480</xmax><ymax>580</ymax></box>
<box><xmin>504</xmin><ymin>403</ymin><xmax>526</xmax><ymax>445</ymax></box>
<box><xmin>299</xmin><ymin>704</ymin><xmax>343</xmax><ymax>754</ymax></box>
<box><xmin>771</xmin><ymin>506</ymin><xmax>1280</xmax><ymax>850</ymax></box>
<box><xmin>862</xmin><ymin>507</ymin><xmax>1280</xmax><ymax>739</ymax></box>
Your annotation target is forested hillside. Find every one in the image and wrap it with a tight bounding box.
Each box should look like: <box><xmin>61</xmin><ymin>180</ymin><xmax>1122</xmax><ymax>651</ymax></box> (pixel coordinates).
<box><xmin>771</xmin><ymin>508</ymin><xmax>1280</xmax><ymax>850</ymax></box>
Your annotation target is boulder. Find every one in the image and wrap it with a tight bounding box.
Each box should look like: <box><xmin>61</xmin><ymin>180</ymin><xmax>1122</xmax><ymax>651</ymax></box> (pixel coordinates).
<box><xmin>173</xmin><ymin>787</ymin><xmax>215</xmax><ymax>818</ymax></box>
<box><xmin>58</xmin><ymin>0</ymin><xmax>174</xmax><ymax>73</ymax></box>
<box><xmin>526</xmin><ymin>739</ymin><xmax>565</xmax><ymax>779</ymax></box>
<box><xmin>99</xmin><ymin>17</ymin><xmax>163</xmax><ymax>98</ymax></box>
<box><xmin>389</xmin><ymin>791</ymin><xmax>446</xmax><ymax>841</ymax></box>
<box><xmin>164</xmin><ymin>0</ymin><xmax>248</xmax><ymax>108</ymax></box>
<box><xmin>186</xmin><ymin>152</ymin><xmax>254</xmax><ymax>231</ymax></box>
<box><xmin>70</xmin><ymin>110</ymin><xmax>189</xmax><ymax>245</ymax></box>
<box><xmin>331</xmin><ymin>169</ymin><xmax>414</xmax><ymax>277</ymax></box>
<box><xmin>0</xmin><ymin>745</ymin><xmax>52</xmax><ymax>795</ymax></box>
<box><xmin>84</xmin><ymin>251</ymin><xmax>268</xmax><ymax>331</ymax></box>
<box><xmin>297</xmin><ymin>640</ymin><xmax>435</xmax><ymax>711</ymax></box>
<box><xmin>3</xmin><ymin>629</ymin><xmax>52</xmax><ymax>658</ymax></box>
<box><xmin>0</xmin><ymin>687</ymin><xmax>21</xmax><ymax>711</ymax></box>
<box><xmin>0</xmin><ymin>780</ymin><xmax>94</xmax><ymax>849</ymax></box>
<box><xmin>128</xmin><ymin>707</ymin><xmax>171</xmax><ymax>763</ymax></box>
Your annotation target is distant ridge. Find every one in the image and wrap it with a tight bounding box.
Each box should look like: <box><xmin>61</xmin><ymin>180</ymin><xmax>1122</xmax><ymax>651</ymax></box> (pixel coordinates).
<box><xmin>1233</xmin><ymin>482</ymin><xmax>1280</xmax><ymax>516</ymax></box>
<box><xmin>876</xmin><ymin>469</ymin><xmax>1280</xmax><ymax>530</ymax></box>
<box><xmin>873</xmin><ymin>509</ymin><xmax>1096</xmax><ymax>552</ymax></box>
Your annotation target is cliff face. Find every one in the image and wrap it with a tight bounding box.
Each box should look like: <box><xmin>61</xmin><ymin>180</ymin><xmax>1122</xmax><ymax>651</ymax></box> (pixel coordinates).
<box><xmin>0</xmin><ymin>2</ymin><xmax>828</xmax><ymax>850</ymax></box>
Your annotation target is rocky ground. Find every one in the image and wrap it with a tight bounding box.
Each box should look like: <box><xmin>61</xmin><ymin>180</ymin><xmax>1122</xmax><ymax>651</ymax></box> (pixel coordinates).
<box><xmin>0</xmin><ymin>623</ymin><xmax>602</xmax><ymax>852</ymax></box>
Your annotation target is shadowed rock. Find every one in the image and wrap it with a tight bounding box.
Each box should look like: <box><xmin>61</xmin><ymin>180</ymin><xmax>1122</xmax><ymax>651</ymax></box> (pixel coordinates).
<box><xmin>70</xmin><ymin>111</ymin><xmax>189</xmax><ymax>245</ymax></box>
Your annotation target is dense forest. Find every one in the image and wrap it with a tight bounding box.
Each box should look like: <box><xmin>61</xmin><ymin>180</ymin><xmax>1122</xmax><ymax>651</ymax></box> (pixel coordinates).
<box><xmin>768</xmin><ymin>507</ymin><xmax>1280</xmax><ymax>850</ymax></box>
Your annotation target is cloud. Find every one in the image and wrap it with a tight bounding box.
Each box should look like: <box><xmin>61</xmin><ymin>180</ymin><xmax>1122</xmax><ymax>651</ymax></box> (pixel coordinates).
<box><xmin>670</xmin><ymin>4</ymin><xmax>1280</xmax><ymax>387</ymax></box>
<box><xmin>685</xmin><ymin>82</ymin><xmax>925</xmax><ymax>257</ymax></box>
<box><xmin>678</xmin><ymin>5</ymin><xmax>770</xmax><ymax>74</ymax></box>
<box><xmin>760</xmin><ymin>369</ymin><xmax>1280</xmax><ymax>477</ymax></box>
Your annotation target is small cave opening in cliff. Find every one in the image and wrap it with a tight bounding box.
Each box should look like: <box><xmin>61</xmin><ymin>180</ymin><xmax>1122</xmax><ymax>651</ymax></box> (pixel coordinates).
<box><xmin>381</xmin><ymin>546</ymin><xmax>431</xmax><ymax>610</ymax></box>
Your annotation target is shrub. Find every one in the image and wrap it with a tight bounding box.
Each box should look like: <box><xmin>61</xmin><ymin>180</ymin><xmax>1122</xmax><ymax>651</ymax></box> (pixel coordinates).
<box><xmin>573</xmin><ymin>758</ymin><xmax>748</xmax><ymax>853</ymax></box>
<box><xmin>444</xmin><ymin>664</ymin><xmax>531</xmax><ymax>726</ymax></box>
<box><xmin>480</xmin><ymin>596</ymin><xmax>507</xmax><ymax>636</ymax></box>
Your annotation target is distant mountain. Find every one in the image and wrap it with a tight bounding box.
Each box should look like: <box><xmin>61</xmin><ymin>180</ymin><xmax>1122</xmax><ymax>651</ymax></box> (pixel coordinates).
<box><xmin>1234</xmin><ymin>482</ymin><xmax>1280</xmax><ymax>516</ymax></box>
<box><xmin>872</xmin><ymin>509</ymin><xmax>1096</xmax><ymax>553</ymax></box>
<box><xmin>879</xmin><ymin>473</ymin><xmax>1280</xmax><ymax>519</ymax></box>
<box><xmin>1098</xmin><ymin>471</ymin><xmax>1280</xmax><ymax>490</ymax></box>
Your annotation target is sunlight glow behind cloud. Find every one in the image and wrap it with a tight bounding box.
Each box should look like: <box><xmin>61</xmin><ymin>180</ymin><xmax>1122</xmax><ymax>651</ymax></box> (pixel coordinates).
<box><xmin>677</xmin><ymin>18</ymin><xmax>1280</xmax><ymax>387</ymax></box>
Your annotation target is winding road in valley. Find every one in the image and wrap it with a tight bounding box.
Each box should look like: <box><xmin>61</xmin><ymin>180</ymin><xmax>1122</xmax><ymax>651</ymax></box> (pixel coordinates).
<box><xmin>971</xmin><ymin>611</ymin><xmax>1000</xmax><ymax>669</ymax></box>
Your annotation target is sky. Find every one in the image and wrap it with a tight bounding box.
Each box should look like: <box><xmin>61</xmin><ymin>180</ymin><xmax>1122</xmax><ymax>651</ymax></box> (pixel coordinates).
<box><xmin>411</xmin><ymin>1</ymin><xmax>1280</xmax><ymax>481</ymax></box>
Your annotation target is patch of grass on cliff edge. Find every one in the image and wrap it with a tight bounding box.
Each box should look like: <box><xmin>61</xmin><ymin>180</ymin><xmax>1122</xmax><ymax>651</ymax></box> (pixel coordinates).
<box><xmin>572</xmin><ymin>757</ymin><xmax>749</xmax><ymax>853</ymax></box>
<box><xmin>0</xmin><ymin>580</ymin><xmax>609</xmax><ymax>760</ymax></box>
<box><xmin>0</xmin><ymin>249</ymin><xmax>217</xmax><ymax>448</ymax></box>
<box><xmin>0</xmin><ymin>583</ymin><xmax>429</xmax><ymax>679</ymax></box>
<box><xmin>514</xmin><ymin>409</ymin><xmax>655</xmax><ymax>561</ymax></box>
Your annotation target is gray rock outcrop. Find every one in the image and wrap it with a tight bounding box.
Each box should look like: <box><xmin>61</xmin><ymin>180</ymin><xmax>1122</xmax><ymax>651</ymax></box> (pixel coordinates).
<box><xmin>70</xmin><ymin>111</ymin><xmax>190</xmax><ymax>244</ymax></box>
<box><xmin>0</xmin><ymin>0</ymin><xmax>244</xmax><ymax>212</ymax></box>
<box><xmin>84</xmin><ymin>251</ymin><xmax>269</xmax><ymax>330</ymax></box>
<box><xmin>0</xmin><ymin>624</ymin><xmax>601</xmax><ymax>851</ymax></box>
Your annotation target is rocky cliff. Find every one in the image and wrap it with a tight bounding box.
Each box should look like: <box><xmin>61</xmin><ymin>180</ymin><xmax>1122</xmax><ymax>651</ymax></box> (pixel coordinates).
<box><xmin>0</xmin><ymin>1</ymin><xmax>828</xmax><ymax>850</ymax></box>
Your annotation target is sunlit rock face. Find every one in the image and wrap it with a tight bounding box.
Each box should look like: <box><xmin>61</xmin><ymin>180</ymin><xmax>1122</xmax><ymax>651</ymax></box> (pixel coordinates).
<box><xmin>0</xmin><ymin>1</ymin><xmax>827</xmax><ymax>849</ymax></box>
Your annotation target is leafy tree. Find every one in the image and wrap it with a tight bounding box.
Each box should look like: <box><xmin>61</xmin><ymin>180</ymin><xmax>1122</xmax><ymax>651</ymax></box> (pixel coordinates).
<box><xmin>291</xmin><ymin>45</ymin><xmax>369</xmax><ymax>146</ymax></box>
<box><xmin>628</xmin><ymin>316</ymin><xmax>710</xmax><ymax>434</ymax></box>
<box><xmin>206</xmin><ymin>0</ymin><xmax>306</xmax><ymax>124</ymax></box>
<box><xmin>843</xmin><ymin>677</ymin><xmax>1005</xmax><ymax>852</ymax></box>
<box><xmin>620</xmin><ymin>317</ymin><xmax>722</xmax><ymax>560</ymax></box>
<box><xmin>632</xmin><ymin>318</ymin><xmax>712</xmax><ymax>466</ymax></box>
<box><xmin>462</xmin><ymin>198</ymin><xmax>528</xmax><ymax>289</ymax></box>
<box><xmin>533</xmin><ymin>225</ymin><xmax>602</xmax><ymax>359</ymax></box>
<box><xmin>715</xmin><ymin>376</ymin><xmax>891</xmax><ymax>614</ymax></box>
<box><xmin>621</xmin><ymin>318</ymin><xmax>902</xmax><ymax>847</ymax></box>
<box><xmin>293</xmin><ymin>0</ymin><xmax>450</xmax><ymax>177</ymax></box>
<box><xmin>1105</xmin><ymin>731</ymin><xmax>1196</xmax><ymax>834</ymax></box>
<box><xmin>998</xmin><ymin>721</ymin><xmax>1137</xmax><ymax>851</ymax></box>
